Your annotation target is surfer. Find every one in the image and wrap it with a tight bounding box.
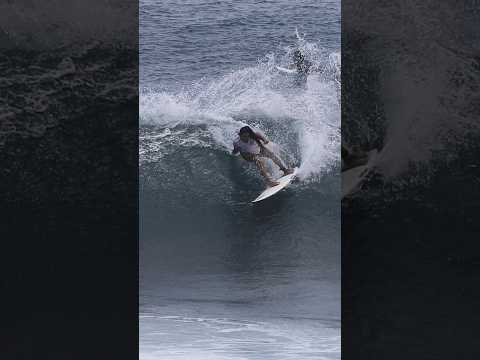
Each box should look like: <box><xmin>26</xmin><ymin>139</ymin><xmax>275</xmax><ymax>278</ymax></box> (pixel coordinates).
<box><xmin>232</xmin><ymin>126</ymin><xmax>293</xmax><ymax>187</ymax></box>
<box><xmin>292</xmin><ymin>49</ymin><xmax>312</xmax><ymax>75</ymax></box>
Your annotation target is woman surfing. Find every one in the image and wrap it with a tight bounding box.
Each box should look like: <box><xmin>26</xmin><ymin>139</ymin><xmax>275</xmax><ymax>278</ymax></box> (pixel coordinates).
<box><xmin>232</xmin><ymin>126</ymin><xmax>294</xmax><ymax>187</ymax></box>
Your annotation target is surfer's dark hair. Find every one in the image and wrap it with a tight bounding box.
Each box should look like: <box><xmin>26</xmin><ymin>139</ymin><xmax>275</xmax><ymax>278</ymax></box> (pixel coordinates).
<box><xmin>239</xmin><ymin>125</ymin><xmax>264</xmax><ymax>147</ymax></box>
<box><xmin>239</xmin><ymin>126</ymin><xmax>256</xmax><ymax>139</ymax></box>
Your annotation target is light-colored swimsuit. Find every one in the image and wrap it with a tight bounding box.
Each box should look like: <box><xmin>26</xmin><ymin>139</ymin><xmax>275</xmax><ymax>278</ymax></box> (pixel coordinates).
<box><xmin>233</xmin><ymin>137</ymin><xmax>261</xmax><ymax>155</ymax></box>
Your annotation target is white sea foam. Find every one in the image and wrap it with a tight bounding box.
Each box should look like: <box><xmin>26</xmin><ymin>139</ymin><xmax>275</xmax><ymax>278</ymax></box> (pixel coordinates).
<box><xmin>140</xmin><ymin>39</ymin><xmax>340</xmax><ymax>183</ymax></box>
<box><xmin>140</xmin><ymin>312</ymin><xmax>340</xmax><ymax>360</ymax></box>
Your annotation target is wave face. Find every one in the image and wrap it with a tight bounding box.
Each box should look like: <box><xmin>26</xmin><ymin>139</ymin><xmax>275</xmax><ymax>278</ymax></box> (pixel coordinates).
<box><xmin>140</xmin><ymin>1</ymin><xmax>340</xmax><ymax>359</ymax></box>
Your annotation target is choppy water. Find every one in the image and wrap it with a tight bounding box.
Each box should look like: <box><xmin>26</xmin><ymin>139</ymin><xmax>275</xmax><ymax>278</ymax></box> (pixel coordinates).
<box><xmin>140</xmin><ymin>1</ymin><xmax>340</xmax><ymax>359</ymax></box>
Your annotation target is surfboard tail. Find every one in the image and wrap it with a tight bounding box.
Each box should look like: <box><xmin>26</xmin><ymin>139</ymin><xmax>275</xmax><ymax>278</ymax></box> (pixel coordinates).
<box><xmin>252</xmin><ymin>167</ymin><xmax>298</xmax><ymax>203</ymax></box>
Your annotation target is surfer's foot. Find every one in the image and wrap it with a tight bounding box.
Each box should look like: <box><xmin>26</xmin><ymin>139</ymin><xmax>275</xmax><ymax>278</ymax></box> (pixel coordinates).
<box><xmin>281</xmin><ymin>167</ymin><xmax>294</xmax><ymax>175</ymax></box>
<box><xmin>267</xmin><ymin>180</ymin><xmax>280</xmax><ymax>187</ymax></box>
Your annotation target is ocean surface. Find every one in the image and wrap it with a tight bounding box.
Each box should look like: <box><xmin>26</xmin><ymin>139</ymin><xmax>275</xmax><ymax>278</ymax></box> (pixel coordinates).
<box><xmin>140</xmin><ymin>1</ymin><xmax>341</xmax><ymax>359</ymax></box>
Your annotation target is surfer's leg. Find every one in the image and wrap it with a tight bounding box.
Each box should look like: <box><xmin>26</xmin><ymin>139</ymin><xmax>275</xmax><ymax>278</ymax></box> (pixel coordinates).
<box><xmin>262</xmin><ymin>148</ymin><xmax>293</xmax><ymax>175</ymax></box>
<box><xmin>254</xmin><ymin>158</ymin><xmax>279</xmax><ymax>187</ymax></box>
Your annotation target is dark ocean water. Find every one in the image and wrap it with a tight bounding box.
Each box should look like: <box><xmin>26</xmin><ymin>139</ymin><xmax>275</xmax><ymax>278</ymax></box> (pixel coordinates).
<box><xmin>140</xmin><ymin>1</ymin><xmax>340</xmax><ymax>358</ymax></box>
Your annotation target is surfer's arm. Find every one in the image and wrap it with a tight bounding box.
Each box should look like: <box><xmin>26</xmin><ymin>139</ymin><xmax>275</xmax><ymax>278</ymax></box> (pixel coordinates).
<box><xmin>232</xmin><ymin>145</ymin><xmax>240</xmax><ymax>155</ymax></box>
<box><xmin>254</xmin><ymin>132</ymin><xmax>269</xmax><ymax>145</ymax></box>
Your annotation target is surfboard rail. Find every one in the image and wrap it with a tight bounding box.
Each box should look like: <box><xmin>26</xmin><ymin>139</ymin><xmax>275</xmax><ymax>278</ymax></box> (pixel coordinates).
<box><xmin>252</xmin><ymin>167</ymin><xmax>299</xmax><ymax>203</ymax></box>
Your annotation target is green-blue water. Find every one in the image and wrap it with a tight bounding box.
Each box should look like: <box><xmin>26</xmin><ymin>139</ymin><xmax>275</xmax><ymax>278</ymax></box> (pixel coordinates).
<box><xmin>140</xmin><ymin>1</ymin><xmax>340</xmax><ymax>358</ymax></box>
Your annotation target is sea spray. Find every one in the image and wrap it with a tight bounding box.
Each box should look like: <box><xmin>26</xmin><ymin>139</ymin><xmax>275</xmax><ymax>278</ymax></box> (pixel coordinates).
<box><xmin>140</xmin><ymin>38</ymin><xmax>340</xmax><ymax>183</ymax></box>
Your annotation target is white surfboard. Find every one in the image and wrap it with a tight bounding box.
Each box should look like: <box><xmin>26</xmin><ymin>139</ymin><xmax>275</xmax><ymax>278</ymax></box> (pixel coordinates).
<box><xmin>252</xmin><ymin>168</ymin><xmax>299</xmax><ymax>203</ymax></box>
<box><xmin>276</xmin><ymin>66</ymin><xmax>298</xmax><ymax>75</ymax></box>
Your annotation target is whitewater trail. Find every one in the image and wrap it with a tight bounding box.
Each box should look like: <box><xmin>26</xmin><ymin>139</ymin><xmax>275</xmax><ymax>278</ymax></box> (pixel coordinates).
<box><xmin>140</xmin><ymin>39</ymin><xmax>340</xmax><ymax>183</ymax></box>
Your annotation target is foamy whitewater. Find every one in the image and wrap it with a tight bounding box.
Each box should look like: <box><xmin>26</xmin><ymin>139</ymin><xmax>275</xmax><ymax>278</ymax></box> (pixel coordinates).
<box><xmin>140</xmin><ymin>41</ymin><xmax>340</xmax><ymax>183</ymax></box>
<box><xmin>140</xmin><ymin>1</ymin><xmax>340</xmax><ymax>359</ymax></box>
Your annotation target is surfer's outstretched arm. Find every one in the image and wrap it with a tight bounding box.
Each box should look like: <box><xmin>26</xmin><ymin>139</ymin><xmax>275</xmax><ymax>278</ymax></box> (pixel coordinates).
<box><xmin>254</xmin><ymin>132</ymin><xmax>269</xmax><ymax>144</ymax></box>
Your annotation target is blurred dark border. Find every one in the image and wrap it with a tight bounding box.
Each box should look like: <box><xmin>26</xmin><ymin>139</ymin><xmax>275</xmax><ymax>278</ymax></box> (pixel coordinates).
<box><xmin>0</xmin><ymin>1</ymin><xmax>138</xmax><ymax>359</ymax></box>
<box><xmin>342</xmin><ymin>1</ymin><xmax>480</xmax><ymax>358</ymax></box>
